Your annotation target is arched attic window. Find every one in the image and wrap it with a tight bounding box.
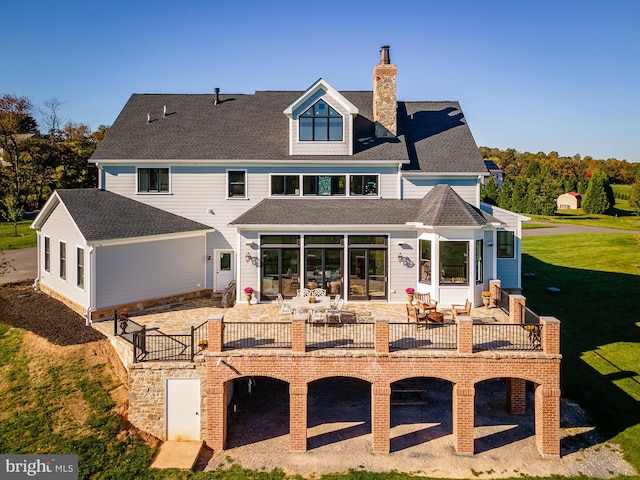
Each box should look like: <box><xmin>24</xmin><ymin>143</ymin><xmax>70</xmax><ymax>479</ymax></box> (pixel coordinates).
<box><xmin>299</xmin><ymin>100</ymin><xmax>343</xmax><ymax>141</ymax></box>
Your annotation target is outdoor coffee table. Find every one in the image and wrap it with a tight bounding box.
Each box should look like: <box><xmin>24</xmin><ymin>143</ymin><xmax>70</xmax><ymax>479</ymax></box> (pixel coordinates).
<box><xmin>427</xmin><ymin>311</ymin><xmax>444</xmax><ymax>323</ymax></box>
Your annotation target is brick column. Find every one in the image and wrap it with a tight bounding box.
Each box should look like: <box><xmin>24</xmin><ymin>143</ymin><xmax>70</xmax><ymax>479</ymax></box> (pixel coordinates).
<box><xmin>205</xmin><ymin>382</ymin><xmax>228</xmax><ymax>451</ymax></box>
<box><xmin>507</xmin><ymin>378</ymin><xmax>527</xmax><ymax>415</ymax></box>
<box><xmin>374</xmin><ymin>315</ymin><xmax>390</xmax><ymax>355</ymax></box>
<box><xmin>535</xmin><ymin>385</ymin><xmax>561</xmax><ymax>458</ymax></box>
<box><xmin>371</xmin><ymin>384</ymin><xmax>391</xmax><ymax>452</ymax></box>
<box><xmin>291</xmin><ymin>314</ymin><xmax>307</xmax><ymax>353</ymax></box>
<box><xmin>489</xmin><ymin>279</ymin><xmax>501</xmax><ymax>308</ymax></box>
<box><xmin>456</xmin><ymin>316</ymin><xmax>473</xmax><ymax>354</ymax></box>
<box><xmin>540</xmin><ymin>316</ymin><xmax>561</xmax><ymax>355</ymax></box>
<box><xmin>207</xmin><ymin>314</ymin><xmax>224</xmax><ymax>352</ymax></box>
<box><xmin>509</xmin><ymin>295</ymin><xmax>525</xmax><ymax>324</ymax></box>
<box><xmin>289</xmin><ymin>383</ymin><xmax>308</xmax><ymax>452</ymax></box>
<box><xmin>452</xmin><ymin>384</ymin><xmax>475</xmax><ymax>456</ymax></box>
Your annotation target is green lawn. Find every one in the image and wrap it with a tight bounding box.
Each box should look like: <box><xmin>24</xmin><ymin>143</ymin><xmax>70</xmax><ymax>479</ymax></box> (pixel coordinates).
<box><xmin>526</xmin><ymin>194</ymin><xmax>640</xmax><ymax>231</ymax></box>
<box><xmin>0</xmin><ymin>220</ymin><xmax>37</xmax><ymax>250</ymax></box>
<box><xmin>522</xmin><ymin>233</ymin><xmax>640</xmax><ymax>470</ymax></box>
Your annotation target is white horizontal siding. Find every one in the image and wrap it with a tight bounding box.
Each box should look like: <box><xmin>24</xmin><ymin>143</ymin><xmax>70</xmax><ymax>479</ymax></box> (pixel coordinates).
<box><xmin>94</xmin><ymin>235</ymin><xmax>206</xmax><ymax>310</ymax></box>
<box><xmin>38</xmin><ymin>204</ymin><xmax>89</xmax><ymax>310</ymax></box>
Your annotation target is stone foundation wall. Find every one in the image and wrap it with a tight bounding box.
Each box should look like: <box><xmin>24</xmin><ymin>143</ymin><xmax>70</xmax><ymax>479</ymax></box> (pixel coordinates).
<box><xmin>128</xmin><ymin>360</ymin><xmax>207</xmax><ymax>440</ymax></box>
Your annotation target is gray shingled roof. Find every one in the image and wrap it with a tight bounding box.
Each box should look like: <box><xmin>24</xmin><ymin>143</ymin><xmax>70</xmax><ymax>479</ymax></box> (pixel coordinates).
<box><xmin>230</xmin><ymin>184</ymin><xmax>501</xmax><ymax>227</ymax></box>
<box><xmin>92</xmin><ymin>92</ymin><xmax>487</xmax><ymax>173</ymax></box>
<box><xmin>52</xmin><ymin>189</ymin><xmax>211</xmax><ymax>242</ymax></box>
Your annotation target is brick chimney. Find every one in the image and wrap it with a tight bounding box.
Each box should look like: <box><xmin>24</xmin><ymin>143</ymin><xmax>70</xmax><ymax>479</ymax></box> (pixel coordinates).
<box><xmin>372</xmin><ymin>45</ymin><xmax>397</xmax><ymax>137</ymax></box>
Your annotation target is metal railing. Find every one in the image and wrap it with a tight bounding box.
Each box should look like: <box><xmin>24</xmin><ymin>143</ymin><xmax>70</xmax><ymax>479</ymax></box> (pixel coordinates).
<box><xmin>472</xmin><ymin>323</ymin><xmax>542</xmax><ymax>351</ymax></box>
<box><xmin>524</xmin><ymin>306</ymin><xmax>540</xmax><ymax>325</ymax></box>
<box><xmin>114</xmin><ymin>311</ymin><xmax>209</xmax><ymax>362</ymax></box>
<box><xmin>306</xmin><ymin>322</ymin><xmax>375</xmax><ymax>350</ymax></box>
<box><xmin>389</xmin><ymin>323</ymin><xmax>457</xmax><ymax>350</ymax></box>
<box><xmin>498</xmin><ymin>288</ymin><xmax>510</xmax><ymax>313</ymax></box>
<box><xmin>223</xmin><ymin>322</ymin><xmax>292</xmax><ymax>350</ymax></box>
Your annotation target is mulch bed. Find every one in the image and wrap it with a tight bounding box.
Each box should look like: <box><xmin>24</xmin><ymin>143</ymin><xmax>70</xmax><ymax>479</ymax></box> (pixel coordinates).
<box><xmin>0</xmin><ymin>281</ymin><xmax>105</xmax><ymax>346</ymax></box>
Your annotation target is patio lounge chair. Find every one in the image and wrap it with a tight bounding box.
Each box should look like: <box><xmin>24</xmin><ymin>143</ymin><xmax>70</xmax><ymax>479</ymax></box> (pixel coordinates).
<box><xmin>451</xmin><ymin>300</ymin><xmax>471</xmax><ymax>321</ymax></box>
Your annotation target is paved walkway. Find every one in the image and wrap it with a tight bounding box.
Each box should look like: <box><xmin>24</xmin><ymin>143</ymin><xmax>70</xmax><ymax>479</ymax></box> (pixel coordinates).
<box><xmin>0</xmin><ymin>247</ymin><xmax>37</xmax><ymax>285</ymax></box>
<box><xmin>523</xmin><ymin>222</ymin><xmax>640</xmax><ymax>236</ymax></box>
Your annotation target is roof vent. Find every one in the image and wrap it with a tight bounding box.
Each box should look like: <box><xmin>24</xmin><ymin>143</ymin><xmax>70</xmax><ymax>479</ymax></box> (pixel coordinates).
<box><xmin>147</xmin><ymin>113</ymin><xmax>151</xmax><ymax>124</ymax></box>
<box><xmin>214</xmin><ymin>87</ymin><xmax>220</xmax><ymax>106</ymax></box>
<box><xmin>163</xmin><ymin>105</ymin><xmax>167</xmax><ymax>117</ymax></box>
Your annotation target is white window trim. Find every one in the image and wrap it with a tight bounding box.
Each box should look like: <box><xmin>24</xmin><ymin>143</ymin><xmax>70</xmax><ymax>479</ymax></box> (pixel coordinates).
<box><xmin>59</xmin><ymin>240</ymin><xmax>67</xmax><ymax>282</ymax></box>
<box><xmin>226</xmin><ymin>169</ymin><xmax>248</xmax><ymax>199</ymax></box>
<box><xmin>76</xmin><ymin>245</ymin><xmax>85</xmax><ymax>290</ymax></box>
<box><xmin>43</xmin><ymin>235</ymin><xmax>51</xmax><ymax>274</ymax></box>
<box><xmin>136</xmin><ymin>166</ymin><xmax>172</xmax><ymax>194</ymax></box>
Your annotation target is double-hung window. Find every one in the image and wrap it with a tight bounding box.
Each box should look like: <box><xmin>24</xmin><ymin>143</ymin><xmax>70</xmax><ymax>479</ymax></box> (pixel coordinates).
<box><xmin>59</xmin><ymin>241</ymin><xmax>67</xmax><ymax>280</ymax></box>
<box><xmin>137</xmin><ymin>167</ymin><xmax>169</xmax><ymax>193</ymax></box>
<box><xmin>228</xmin><ymin>170</ymin><xmax>246</xmax><ymax>198</ymax></box>
<box><xmin>497</xmin><ymin>231</ymin><xmax>515</xmax><ymax>258</ymax></box>
<box><xmin>299</xmin><ymin>100</ymin><xmax>343</xmax><ymax>141</ymax></box>
<box><xmin>475</xmin><ymin>239</ymin><xmax>483</xmax><ymax>284</ymax></box>
<box><xmin>44</xmin><ymin>236</ymin><xmax>50</xmax><ymax>273</ymax></box>
<box><xmin>77</xmin><ymin>247</ymin><xmax>84</xmax><ymax>289</ymax></box>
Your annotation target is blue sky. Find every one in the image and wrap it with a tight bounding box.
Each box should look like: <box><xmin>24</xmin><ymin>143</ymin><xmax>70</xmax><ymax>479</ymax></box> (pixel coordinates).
<box><xmin>4</xmin><ymin>0</ymin><xmax>639</xmax><ymax>162</ymax></box>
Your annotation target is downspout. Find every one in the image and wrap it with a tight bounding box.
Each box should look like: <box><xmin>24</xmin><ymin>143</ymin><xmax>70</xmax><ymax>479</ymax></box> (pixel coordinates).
<box><xmin>398</xmin><ymin>163</ymin><xmax>403</xmax><ymax>199</ymax></box>
<box><xmin>33</xmin><ymin>232</ymin><xmax>41</xmax><ymax>291</ymax></box>
<box><xmin>84</xmin><ymin>245</ymin><xmax>96</xmax><ymax>326</ymax></box>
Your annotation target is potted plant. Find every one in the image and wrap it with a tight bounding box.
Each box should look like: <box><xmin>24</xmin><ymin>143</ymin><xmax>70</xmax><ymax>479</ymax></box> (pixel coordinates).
<box><xmin>406</xmin><ymin>288</ymin><xmax>415</xmax><ymax>304</ymax></box>
<box><xmin>482</xmin><ymin>290</ymin><xmax>491</xmax><ymax>307</ymax></box>
<box><xmin>244</xmin><ymin>286</ymin><xmax>254</xmax><ymax>304</ymax></box>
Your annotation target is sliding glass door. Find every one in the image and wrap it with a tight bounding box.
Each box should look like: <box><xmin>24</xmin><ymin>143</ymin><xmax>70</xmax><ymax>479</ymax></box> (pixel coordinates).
<box><xmin>348</xmin><ymin>236</ymin><xmax>387</xmax><ymax>300</ymax></box>
<box><xmin>261</xmin><ymin>236</ymin><xmax>300</xmax><ymax>300</ymax></box>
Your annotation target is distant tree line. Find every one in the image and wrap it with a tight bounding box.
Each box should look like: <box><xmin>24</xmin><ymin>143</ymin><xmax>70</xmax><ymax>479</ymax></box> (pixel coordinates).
<box><xmin>479</xmin><ymin>147</ymin><xmax>640</xmax><ymax>216</ymax></box>
<box><xmin>0</xmin><ymin>94</ymin><xmax>108</xmax><ymax>231</ymax></box>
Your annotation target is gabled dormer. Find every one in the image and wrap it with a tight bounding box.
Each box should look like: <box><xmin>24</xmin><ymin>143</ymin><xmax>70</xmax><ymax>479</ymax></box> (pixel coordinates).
<box><xmin>283</xmin><ymin>78</ymin><xmax>359</xmax><ymax>156</ymax></box>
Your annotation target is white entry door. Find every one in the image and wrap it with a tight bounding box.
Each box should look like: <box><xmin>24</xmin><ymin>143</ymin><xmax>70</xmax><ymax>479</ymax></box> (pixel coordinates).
<box><xmin>166</xmin><ymin>378</ymin><xmax>200</xmax><ymax>441</ymax></box>
<box><xmin>215</xmin><ymin>250</ymin><xmax>234</xmax><ymax>292</ymax></box>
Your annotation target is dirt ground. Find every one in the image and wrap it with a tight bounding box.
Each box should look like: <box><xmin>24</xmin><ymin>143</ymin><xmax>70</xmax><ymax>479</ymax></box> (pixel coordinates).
<box><xmin>1</xmin><ymin>281</ymin><xmax>637</xmax><ymax>478</ymax></box>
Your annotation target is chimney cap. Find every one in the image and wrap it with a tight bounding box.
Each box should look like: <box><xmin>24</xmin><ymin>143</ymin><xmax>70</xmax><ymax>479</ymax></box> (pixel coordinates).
<box><xmin>380</xmin><ymin>45</ymin><xmax>391</xmax><ymax>64</ymax></box>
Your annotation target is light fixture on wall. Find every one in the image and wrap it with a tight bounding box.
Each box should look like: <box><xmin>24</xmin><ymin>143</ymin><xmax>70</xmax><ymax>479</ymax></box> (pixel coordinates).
<box><xmin>245</xmin><ymin>252</ymin><xmax>253</xmax><ymax>263</ymax></box>
<box><xmin>398</xmin><ymin>252</ymin><xmax>404</xmax><ymax>264</ymax></box>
